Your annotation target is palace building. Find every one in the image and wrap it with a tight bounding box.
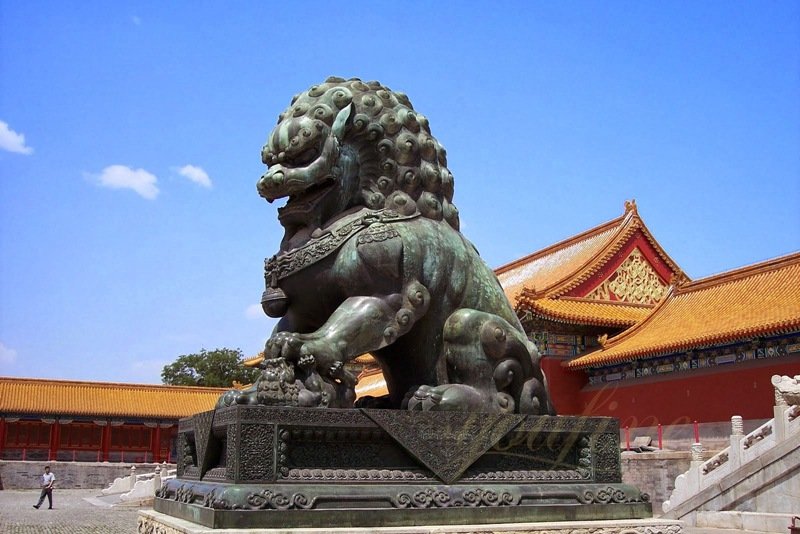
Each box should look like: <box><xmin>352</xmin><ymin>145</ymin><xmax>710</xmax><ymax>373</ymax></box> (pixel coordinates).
<box><xmin>494</xmin><ymin>199</ymin><xmax>687</xmax><ymax>415</ymax></box>
<box><xmin>565</xmin><ymin>251</ymin><xmax>800</xmax><ymax>427</ymax></box>
<box><xmin>2</xmin><ymin>201</ymin><xmax>798</xmax><ymax>463</ymax></box>
<box><xmin>0</xmin><ymin>378</ymin><xmax>223</xmax><ymax>463</ymax></box>
<box><xmin>356</xmin><ymin>201</ymin><xmax>800</xmax><ymax>427</ymax></box>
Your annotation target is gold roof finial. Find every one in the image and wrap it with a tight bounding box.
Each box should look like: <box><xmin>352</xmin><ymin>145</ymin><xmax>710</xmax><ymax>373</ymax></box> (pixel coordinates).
<box><xmin>597</xmin><ymin>333</ymin><xmax>608</xmax><ymax>348</ymax></box>
<box><xmin>243</xmin><ymin>352</ymin><xmax>266</xmax><ymax>368</ymax></box>
<box><xmin>624</xmin><ymin>199</ymin><xmax>638</xmax><ymax>215</ymax></box>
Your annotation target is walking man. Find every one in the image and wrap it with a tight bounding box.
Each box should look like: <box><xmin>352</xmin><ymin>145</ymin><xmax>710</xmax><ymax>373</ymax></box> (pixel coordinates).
<box><xmin>33</xmin><ymin>465</ymin><xmax>55</xmax><ymax>509</ymax></box>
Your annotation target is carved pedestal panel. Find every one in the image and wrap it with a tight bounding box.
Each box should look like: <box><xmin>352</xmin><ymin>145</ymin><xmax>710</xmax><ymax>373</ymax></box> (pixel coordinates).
<box><xmin>155</xmin><ymin>406</ymin><xmax>650</xmax><ymax>529</ymax></box>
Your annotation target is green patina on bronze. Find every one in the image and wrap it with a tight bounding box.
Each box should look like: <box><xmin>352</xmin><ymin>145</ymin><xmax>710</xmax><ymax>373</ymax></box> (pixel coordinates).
<box><xmin>220</xmin><ymin>77</ymin><xmax>554</xmax><ymax>414</ymax></box>
<box><xmin>156</xmin><ymin>407</ymin><xmax>652</xmax><ymax>528</ymax></box>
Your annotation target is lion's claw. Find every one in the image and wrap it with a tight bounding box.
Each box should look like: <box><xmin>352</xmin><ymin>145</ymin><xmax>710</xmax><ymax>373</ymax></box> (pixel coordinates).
<box><xmin>298</xmin><ymin>354</ymin><xmax>316</xmax><ymax>369</ymax></box>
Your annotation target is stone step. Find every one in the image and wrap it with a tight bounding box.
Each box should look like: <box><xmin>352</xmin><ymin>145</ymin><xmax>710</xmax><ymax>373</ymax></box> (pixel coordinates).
<box><xmin>696</xmin><ymin>511</ymin><xmax>798</xmax><ymax>533</ymax></box>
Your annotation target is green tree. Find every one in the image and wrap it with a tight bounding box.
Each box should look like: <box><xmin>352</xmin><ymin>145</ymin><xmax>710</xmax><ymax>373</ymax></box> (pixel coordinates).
<box><xmin>161</xmin><ymin>348</ymin><xmax>260</xmax><ymax>387</ymax></box>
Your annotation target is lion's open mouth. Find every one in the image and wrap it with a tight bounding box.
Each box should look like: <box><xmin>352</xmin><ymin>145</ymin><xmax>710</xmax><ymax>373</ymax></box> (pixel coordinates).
<box><xmin>277</xmin><ymin>178</ymin><xmax>337</xmax><ymax>222</ymax></box>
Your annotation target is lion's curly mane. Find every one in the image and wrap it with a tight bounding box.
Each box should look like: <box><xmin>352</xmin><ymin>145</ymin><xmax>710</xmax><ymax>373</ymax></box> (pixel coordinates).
<box><xmin>261</xmin><ymin>76</ymin><xmax>460</xmax><ymax>231</ymax></box>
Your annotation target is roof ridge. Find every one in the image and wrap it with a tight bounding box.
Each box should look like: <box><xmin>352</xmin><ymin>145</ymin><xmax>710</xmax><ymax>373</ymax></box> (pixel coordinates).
<box><xmin>678</xmin><ymin>251</ymin><xmax>800</xmax><ymax>294</ymax></box>
<box><xmin>632</xmin><ymin>212</ymin><xmax>687</xmax><ymax>279</ymax></box>
<box><xmin>547</xmin><ymin>208</ymin><xmax>687</xmax><ymax>298</ymax></box>
<box><xmin>494</xmin><ymin>213</ymin><xmax>626</xmax><ymax>274</ymax></box>
<box><xmin>542</xmin><ymin>211</ymin><xmax>638</xmax><ymax>297</ymax></box>
<box><xmin>0</xmin><ymin>376</ymin><xmax>229</xmax><ymax>392</ymax></box>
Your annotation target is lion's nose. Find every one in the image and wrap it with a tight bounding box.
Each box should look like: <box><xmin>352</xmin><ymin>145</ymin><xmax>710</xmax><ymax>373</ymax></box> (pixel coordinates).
<box><xmin>269</xmin><ymin>171</ymin><xmax>285</xmax><ymax>188</ymax></box>
<box><xmin>257</xmin><ymin>170</ymin><xmax>285</xmax><ymax>198</ymax></box>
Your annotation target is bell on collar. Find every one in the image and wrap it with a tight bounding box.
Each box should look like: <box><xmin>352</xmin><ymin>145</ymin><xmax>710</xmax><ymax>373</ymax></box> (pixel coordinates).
<box><xmin>261</xmin><ymin>286</ymin><xmax>289</xmax><ymax>318</ymax></box>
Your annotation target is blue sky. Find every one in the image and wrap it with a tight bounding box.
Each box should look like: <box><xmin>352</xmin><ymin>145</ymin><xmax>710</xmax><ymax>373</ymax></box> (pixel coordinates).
<box><xmin>1</xmin><ymin>2</ymin><xmax>798</xmax><ymax>384</ymax></box>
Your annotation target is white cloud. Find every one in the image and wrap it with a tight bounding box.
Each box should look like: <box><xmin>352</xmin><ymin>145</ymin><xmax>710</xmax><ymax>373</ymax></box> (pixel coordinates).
<box><xmin>92</xmin><ymin>165</ymin><xmax>159</xmax><ymax>199</ymax></box>
<box><xmin>245</xmin><ymin>303</ymin><xmax>264</xmax><ymax>319</ymax></box>
<box><xmin>0</xmin><ymin>121</ymin><xmax>34</xmax><ymax>155</ymax></box>
<box><xmin>0</xmin><ymin>342</ymin><xmax>18</xmax><ymax>365</ymax></box>
<box><xmin>177</xmin><ymin>164</ymin><xmax>212</xmax><ymax>188</ymax></box>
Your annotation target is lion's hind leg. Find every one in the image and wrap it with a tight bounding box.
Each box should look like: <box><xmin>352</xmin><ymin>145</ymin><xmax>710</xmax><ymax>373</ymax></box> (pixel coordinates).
<box><xmin>407</xmin><ymin>308</ymin><xmax>545</xmax><ymax>413</ymax></box>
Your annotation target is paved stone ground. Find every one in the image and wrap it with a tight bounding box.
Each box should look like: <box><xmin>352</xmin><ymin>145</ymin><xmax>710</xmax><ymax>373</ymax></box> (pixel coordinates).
<box><xmin>0</xmin><ymin>489</ymin><xmax>145</xmax><ymax>533</ymax></box>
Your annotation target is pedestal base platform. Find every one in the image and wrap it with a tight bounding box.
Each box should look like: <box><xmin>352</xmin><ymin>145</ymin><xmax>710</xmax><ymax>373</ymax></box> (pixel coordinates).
<box><xmin>156</xmin><ymin>407</ymin><xmax>652</xmax><ymax>529</ymax></box>
<box><xmin>139</xmin><ymin>510</ymin><xmax>682</xmax><ymax>534</ymax></box>
<box><xmin>155</xmin><ymin>481</ymin><xmax>650</xmax><ymax>529</ymax></box>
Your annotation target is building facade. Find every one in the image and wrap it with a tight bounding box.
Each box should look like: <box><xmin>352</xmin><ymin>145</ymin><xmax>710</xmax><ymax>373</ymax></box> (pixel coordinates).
<box><xmin>499</xmin><ymin>201</ymin><xmax>799</xmax><ymax>426</ymax></box>
<box><xmin>565</xmin><ymin>252</ymin><xmax>800</xmax><ymax>427</ymax></box>
<box><xmin>358</xmin><ymin>201</ymin><xmax>800</xmax><ymax>428</ymax></box>
<box><xmin>0</xmin><ymin>378</ymin><xmax>223</xmax><ymax>463</ymax></box>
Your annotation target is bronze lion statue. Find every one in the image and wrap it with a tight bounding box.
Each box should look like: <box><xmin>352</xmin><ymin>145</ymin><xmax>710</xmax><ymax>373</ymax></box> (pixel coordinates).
<box><xmin>220</xmin><ymin>77</ymin><xmax>554</xmax><ymax>415</ymax></box>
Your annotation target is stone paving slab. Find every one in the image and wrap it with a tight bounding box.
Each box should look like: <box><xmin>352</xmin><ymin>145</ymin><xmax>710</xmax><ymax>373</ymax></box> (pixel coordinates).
<box><xmin>0</xmin><ymin>489</ymin><xmax>145</xmax><ymax>533</ymax></box>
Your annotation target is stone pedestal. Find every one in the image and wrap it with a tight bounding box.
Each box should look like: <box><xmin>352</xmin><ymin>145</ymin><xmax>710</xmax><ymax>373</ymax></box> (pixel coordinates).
<box><xmin>139</xmin><ymin>510</ymin><xmax>682</xmax><ymax>534</ymax></box>
<box><xmin>154</xmin><ymin>406</ymin><xmax>652</xmax><ymax>529</ymax></box>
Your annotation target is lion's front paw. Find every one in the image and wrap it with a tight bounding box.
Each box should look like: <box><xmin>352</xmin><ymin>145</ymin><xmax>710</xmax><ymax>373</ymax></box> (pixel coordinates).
<box><xmin>405</xmin><ymin>385</ymin><xmax>442</xmax><ymax>411</ymax></box>
<box><xmin>406</xmin><ymin>384</ymin><xmax>499</xmax><ymax>412</ymax></box>
<box><xmin>297</xmin><ymin>340</ymin><xmax>344</xmax><ymax>378</ymax></box>
<box><xmin>264</xmin><ymin>331</ymin><xmax>303</xmax><ymax>361</ymax></box>
<box><xmin>267</xmin><ymin>333</ymin><xmax>347</xmax><ymax>376</ymax></box>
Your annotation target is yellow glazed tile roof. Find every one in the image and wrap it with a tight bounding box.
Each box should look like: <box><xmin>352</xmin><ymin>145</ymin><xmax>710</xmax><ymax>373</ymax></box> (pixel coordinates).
<box><xmin>243</xmin><ymin>354</ymin><xmax>264</xmax><ymax>367</ymax></box>
<box><xmin>567</xmin><ymin>252</ymin><xmax>800</xmax><ymax>369</ymax></box>
<box><xmin>355</xmin><ymin>368</ymin><xmax>389</xmax><ymax>399</ymax></box>
<box><xmin>519</xmin><ymin>295</ymin><xmax>652</xmax><ymax>327</ymax></box>
<box><xmin>495</xmin><ymin>201</ymin><xmax>684</xmax><ymax>306</ymax></box>
<box><xmin>0</xmin><ymin>377</ymin><xmax>225</xmax><ymax>419</ymax></box>
<box><xmin>495</xmin><ymin>217</ymin><xmax>622</xmax><ymax>304</ymax></box>
<box><xmin>353</xmin><ymin>353</ymin><xmax>377</xmax><ymax>364</ymax></box>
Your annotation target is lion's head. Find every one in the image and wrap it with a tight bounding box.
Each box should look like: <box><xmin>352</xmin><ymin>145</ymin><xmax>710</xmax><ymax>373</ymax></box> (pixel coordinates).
<box><xmin>258</xmin><ymin>77</ymin><xmax>459</xmax><ymax>242</ymax></box>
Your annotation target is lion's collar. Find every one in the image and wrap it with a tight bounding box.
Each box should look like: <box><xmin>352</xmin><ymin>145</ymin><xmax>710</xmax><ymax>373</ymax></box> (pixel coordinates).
<box><xmin>265</xmin><ymin>208</ymin><xmax>418</xmax><ymax>285</ymax></box>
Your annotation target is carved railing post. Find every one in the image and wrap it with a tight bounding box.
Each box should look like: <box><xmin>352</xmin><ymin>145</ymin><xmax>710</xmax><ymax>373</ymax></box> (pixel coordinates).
<box><xmin>663</xmin><ymin>375</ymin><xmax>800</xmax><ymax>518</ymax></box>
<box><xmin>154</xmin><ymin>464</ymin><xmax>162</xmax><ymax>492</ymax></box>
<box><xmin>688</xmin><ymin>442</ymin><xmax>703</xmax><ymax>491</ymax></box>
<box><xmin>773</xmin><ymin>375</ymin><xmax>792</xmax><ymax>441</ymax></box>
<box><xmin>129</xmin><ymin>465</ymin><xmax>137</xmax><ymax>491</ymax></box>
<box><xmin>729</xmin><ymin>415</ymin><xmax>743</xmax><ymax>469</ymax></box>
<box><xmin>731</xmin><ymin>415</ymin><xmax>743</xmax><ymax>436</ymax></box>
<box><xmin>690</xmin><ymin>442</ymin><xmax>703</xmax><ymax>463</ymax></box>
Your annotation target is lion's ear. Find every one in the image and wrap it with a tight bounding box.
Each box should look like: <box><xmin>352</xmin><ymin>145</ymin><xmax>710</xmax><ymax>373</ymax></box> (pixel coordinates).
<box><xmin>331</xmin><ymin>103</ymin><xmax>353</xmax><ymax>142</ymax></box>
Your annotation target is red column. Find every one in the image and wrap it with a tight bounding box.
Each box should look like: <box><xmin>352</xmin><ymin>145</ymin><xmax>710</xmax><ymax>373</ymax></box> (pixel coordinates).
<box><xmin>0</xmin><ymin>418</ymin><xmax>6</xmax><ymax>458</ymax></box>
<box><xmin>167</xmin><ymin>427</ymin><xmax>177</xmax><ymax>463</ymax></box>
<box><xmin>48</xmin><ymin>421</ymin><xmax>60</xmax><ymax>461</ymax></box>
<box><xmin>153</xmin><ymin>425</ymin><xmax>162</xmax><ymax>463</ymax></box>
<box><xmin>101</xmin><ymin>424</ymin><xmax>111</xmax><ymax>462</ymax></box>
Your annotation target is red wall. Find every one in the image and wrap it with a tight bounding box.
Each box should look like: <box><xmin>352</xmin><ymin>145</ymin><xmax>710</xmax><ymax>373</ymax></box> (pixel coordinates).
<box><xmin>541</xmin><ymin>355</ymin><xmax>588</xmax><ymax>414</ymax></box>
<box><xmin>564</xmin><ymin>357</ymin><xmax>799</xmax><ymax>428</ymax></box>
